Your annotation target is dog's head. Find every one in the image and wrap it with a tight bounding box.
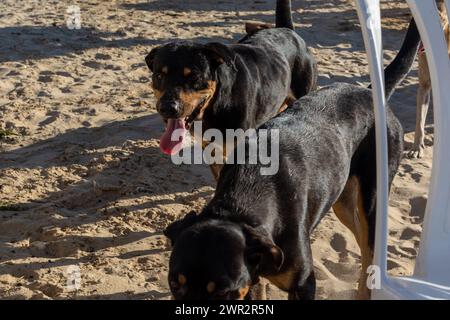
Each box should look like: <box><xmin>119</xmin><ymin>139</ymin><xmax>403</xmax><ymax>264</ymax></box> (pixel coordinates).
<box><xmin>145</xmin><ymin>42</ymin><xmax>233</xmax><ymax>155</ymax></box>
<box><xmin>164</xmin><ymin>212</ymin><xmax>283</xmax><ymax>300</ymax></box>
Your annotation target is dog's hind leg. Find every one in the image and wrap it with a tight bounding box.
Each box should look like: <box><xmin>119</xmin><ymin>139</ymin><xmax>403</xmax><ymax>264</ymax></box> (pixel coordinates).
<box><xmin>334</xmin><ymin>123</ymin><xmax>403</xmax><ymax>299</ymax></box>
<box><xmin>410</xmin><ymin>85</ymin><xmax>431</xmax><ymax>158</ymax></box>
<box><xmin>332</xmin><ymin>175</ymin><xmax>373</xmax><ymax>300</ymax></box>
<box><xmin>409</xmin><ymin>54</ymin><xmax>431</xmax><ymax>159</ymax></box>
<box><xmin>411</xmin><ymin>86</ymin><xmax>431</xmax><ymax>158</ymax></box>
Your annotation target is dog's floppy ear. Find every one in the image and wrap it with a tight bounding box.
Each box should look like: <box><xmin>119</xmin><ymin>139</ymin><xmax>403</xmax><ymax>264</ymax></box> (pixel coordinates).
<box><xmin>145</xmin><ymin>47</ymin><xmax>159</xmax><ymax>72</ymax></box>
<box><xmin>203</xmin><ymin>42</ymin><xmax>234</xmax><ymax>68</ymax></box>
<box><xmin>164</xmin><ymin>211</ymin><xmax>198</xmax><ymax>246</ymax></box>
<box><xmin>243</xmin><ymin>225</ymin><xmax>284</xmax><ymax>275</ymax></box>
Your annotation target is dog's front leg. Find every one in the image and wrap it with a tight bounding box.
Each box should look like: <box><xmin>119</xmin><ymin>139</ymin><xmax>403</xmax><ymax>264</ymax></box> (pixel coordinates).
<box><xmin>287</xmin><ymin>240</ymin><xmax>316</xmax><ymax>300</ymax></box>
<box><xmin>287</xmin><ymin>271</ymin><xmax>316</xmax><ymax>300</ymax></box>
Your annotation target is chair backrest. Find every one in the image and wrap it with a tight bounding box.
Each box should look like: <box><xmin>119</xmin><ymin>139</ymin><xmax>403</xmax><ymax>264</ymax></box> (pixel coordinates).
<box><xmin>355</xmin><ymin>0</ymin><xmax>450</xmax><ymax>296</ymax></box>
<box><xmin>354</xmin><ymin>0</ymin><xmax>389</xmax><ymax>285</ymax></box>
<box><xmin>408</xmin><ymin>0</ymin><xmax>450</xmax><ymax>286</ymax></box>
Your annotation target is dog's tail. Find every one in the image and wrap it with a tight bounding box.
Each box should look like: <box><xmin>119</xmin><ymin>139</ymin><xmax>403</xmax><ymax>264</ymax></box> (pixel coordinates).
<box><xmin>382</xmin><ymin>18</ymin><xmax>421</xmax><ymax>100</ymax></box>
<box><xmin>276</xmin><ymin>0</ymin><xmax>294</xmax><ymax>30</ymax></box>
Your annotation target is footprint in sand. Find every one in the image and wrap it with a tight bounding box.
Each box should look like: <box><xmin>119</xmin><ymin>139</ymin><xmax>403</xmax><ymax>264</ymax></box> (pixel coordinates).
<box><xmin>322</xmin><ymin>259</ymin><xmax>357</xmax><ymax>282</ymax></box>
<box><xmin>387</xmin><ymin>259</ymin><xmax>403</xmax><ymax>270</ymax></box>
<box><xmin>400</xmin><ymin>226</ymin><xmax>420</xmax><ymax>241</ymax></box>
<box><xmin>105</xmin><ymin>64</ymin><xmax>122</xmax><ymax>71</ymax></box>
<box><xmin>83</xmin><ymin>61</ymin><xmax>102</xmax><ymax>69</ymax></box>
<box><xmin>330</xmin><ymin>233</ymin><xmax>349</xmax><ymax>261</ymax></box>
<box><xmin>6</xmin><ymin>70</ymin><xmax>21</xmax><ymax>76</ymax></box>
<box><xmin>60</xmin><ymin>86</ymin><xmax>72</xmax><ymax>93</ymax></box>
<box><xmin>402</xmin><ymin>163</ymin><xmax>423</xmax><ymax>183</ymax></box>
<box><xmin>95</xmin><ymin>53</ymin><xmax>112</xmax><ymax>60</ymax></box>
<box><xmin>410</xmin><ymin>172</ymin><xmax>422</xmax><ymax>183</ymax></box>
<box><xmin>399</xmin><ymin>246</ymin><xmax>417</xmax><ymax>257</ymax></box>
<box><xmin>408</xmin><ymin>195</ymin><xmax>427</xmax><ymax>224</ymax></box>
<box><xmin>402</xmin><ymin>163</ymin><xmax>413</xmax><ymax>174</ymax></box>
<box><xmin>38</xmin><ymin>110</ymin><xmax>60</xmax><ymax>127</ymax></box>
<box><xmin>55</xmin><ymin>71</ymin><xmax>73</xmax><ymax>78</ymax></box>
<box><xmin>37</xmin><ymin>90</ymin><xmax>52</xmax><ymax>97</ymax></box>
<box><xmin>388</xmin><ymin>244</ymin><xmax>417</xmax><ymax>259</ymax></box>
<box><xmin>38</xmin><ymin>70</ymin><xmax>54</xmax><ymax>83</ymax></box>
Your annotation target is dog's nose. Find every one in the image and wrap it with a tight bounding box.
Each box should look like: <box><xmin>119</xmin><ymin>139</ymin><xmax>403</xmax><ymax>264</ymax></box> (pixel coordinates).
<box><xmin>158</xmin><ymin>100</ymin><xmax>181</xmax><ymax>119</ymax></box>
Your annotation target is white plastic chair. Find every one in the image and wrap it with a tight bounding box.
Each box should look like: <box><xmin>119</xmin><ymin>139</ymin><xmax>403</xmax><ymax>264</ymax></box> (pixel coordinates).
<box><xmin>355</xmin><ymin>0</ymin><xmax>450</xmax><ymax>299</ymax></box>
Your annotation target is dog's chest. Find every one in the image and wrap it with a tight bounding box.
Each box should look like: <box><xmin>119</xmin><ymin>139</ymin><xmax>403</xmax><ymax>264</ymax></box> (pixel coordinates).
<box><xmin>265</xmin><ymin>269</ymin><xmax>296</xmax><ymax>291</ymax></box>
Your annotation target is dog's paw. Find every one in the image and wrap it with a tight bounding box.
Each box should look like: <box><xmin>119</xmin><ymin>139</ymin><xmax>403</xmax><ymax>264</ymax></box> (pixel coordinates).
<box><xmin>407</xmin><ymin>145</ymin><xmax>424</xmax><ymax>159</ymax></box>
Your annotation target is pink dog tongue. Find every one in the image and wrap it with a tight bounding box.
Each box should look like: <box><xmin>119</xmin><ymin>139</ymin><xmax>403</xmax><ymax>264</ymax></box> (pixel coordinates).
<box><xmin>160</xmin><ymin>118</ymin><xmax>187</xmax><ymax>155</ymax></box>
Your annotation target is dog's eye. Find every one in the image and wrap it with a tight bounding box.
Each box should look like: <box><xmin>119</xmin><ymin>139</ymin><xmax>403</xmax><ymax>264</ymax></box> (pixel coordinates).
<box><xmin>154</xmin><ymin>73</ymin><xmax>163</xmax><ymax>81</ymax></box>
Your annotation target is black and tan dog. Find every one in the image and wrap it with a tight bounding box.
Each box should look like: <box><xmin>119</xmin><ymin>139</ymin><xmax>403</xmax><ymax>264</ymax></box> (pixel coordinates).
<box><xmin>145</xmin><ymin>0</ymin><xmax>317</xmax><ymax>179</ymax></box>
<box><xmin>164</xmin><ymin>19</ymin><xmax>420</xmax><ymax>300</ymax></box>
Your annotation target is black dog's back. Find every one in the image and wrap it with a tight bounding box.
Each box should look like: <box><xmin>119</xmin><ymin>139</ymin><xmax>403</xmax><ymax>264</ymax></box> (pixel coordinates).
<box><xmin>219</xmin><ymin>17</ymin><xmax>419</xmax><ymax>255</ymax></box>
<box><xmin>239</xmin><ymin>28</ymin><xmax>317</xmax><ymax>99</ymax></box>
<box><xmin>257</xmin><ymin>18</ymin><xmax>420</xmax><ymax>248</ymax></box>
<box><xmin>238</xmin><ymin>0</ymin><xmax>317</xmax><ymax>98</ymax></box>
<box><xmin>271</xmin><ymin>83</ymin><xmax>403</xmax><ymax>243</ymax></box>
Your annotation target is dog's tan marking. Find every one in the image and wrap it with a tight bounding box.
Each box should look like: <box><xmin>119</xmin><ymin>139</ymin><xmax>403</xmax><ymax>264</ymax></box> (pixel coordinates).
<box><xmin>245</xmin><ymin>22</ymin><xmax>272</xmax><ymax>36</ymax></box>
<box><xmin>237</xmin><ymin>286</ymin><xmax>250</xmax><ymax>300</ymax></box>
<box><xmin>266</xmin><ymin>269</ymin><xmax>296</xmax><ymax>292</ymax></box>
<box><xmin>206</xmin><ymin>281</ymin><xmax>216</xmax><ymax>293</ymax></box>
<box><xmin>183</xmin><ymin>67</ymin><xmax>192</xmax><ymax>77</ymax></box>
<box><xmin>153</xmin><ymin>89</ymin><xmax>164</xmax><ymax>100</ymax></box>
<box><xmin>200</xmin><ymin>139</ymin><xmax>225</xmax><ymax>181</ymax></box>
<box><xmin>162</xmin><ymin>66</ymin><xmax>168</xmax><ymax>74</ymax></box>
<box><xmin>277</xmin><ymin>94</ymin><xmax>296</xmax><ymax>114</ymax></box>
<box><xmin>278</xmin><ymin>103</ymin><xmax>288</xmax><ymax>114</ymax></box>
<box><xmin>209</xmin><ymin>163</ymin><xmax>223</xmax><ymax>181</ymax></box>
<box><xmin>332</xmin><ymin>176</ymin><xmax>372</xmax><ymax>300</ymax></box>
<box><xmin>178</xmin><ymin>273</ymin><xmax>187</xmax><ymax>286</ymax></box>
<box><xmin>179</xmin><ymin>80</ymin><xmax>217</xmax><ymax>118</ymax></box>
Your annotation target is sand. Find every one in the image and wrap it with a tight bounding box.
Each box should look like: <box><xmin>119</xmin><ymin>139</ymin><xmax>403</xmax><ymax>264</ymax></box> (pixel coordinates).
<box><xmin>0</xmin><ymin>0</ymin><xmax>433</xmax><ymax>299</ymax></box>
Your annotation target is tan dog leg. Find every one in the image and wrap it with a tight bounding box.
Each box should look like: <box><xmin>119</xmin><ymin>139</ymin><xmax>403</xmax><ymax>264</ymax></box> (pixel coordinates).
<box><xmin>411</xmin><ymin>86</ymin><xmax>431</xmax><ymax>158</ymax></box>
<box><xmin>409</xmin><ymin>54</ymin><xmax>431</xmax><ymax>159</ymax></box>
<box><xmin>332</xmin><ymin>176</ymin><xmax>373</xmax><ymax>300</ymax></box>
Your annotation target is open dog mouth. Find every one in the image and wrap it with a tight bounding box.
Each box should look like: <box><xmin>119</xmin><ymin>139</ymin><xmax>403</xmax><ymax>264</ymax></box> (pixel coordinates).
<box><xmin>159</xmin><ymin>97</ymin><xmax>207</xmax><ymax>155</ymax></box>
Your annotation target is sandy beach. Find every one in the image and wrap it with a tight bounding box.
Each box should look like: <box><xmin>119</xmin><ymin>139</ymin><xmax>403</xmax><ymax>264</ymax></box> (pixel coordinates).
<box><xmin>0</xmin><ymin>0</ymin><xmax>433</xmax><ymax>299</ymax></box>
